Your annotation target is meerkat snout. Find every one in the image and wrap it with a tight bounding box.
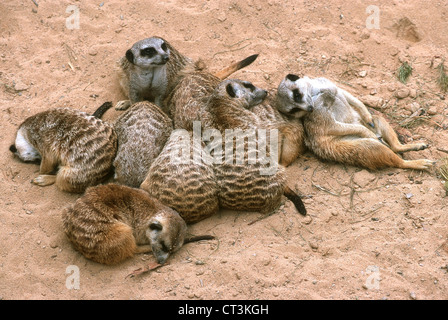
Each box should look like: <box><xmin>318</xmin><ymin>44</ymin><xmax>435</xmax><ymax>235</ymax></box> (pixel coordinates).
<box><xmin>146</xmin><ymin>212</ymin><xmax>187</xmax><ymax>264</ymax></box>
<box><xmin>9</xmin><ymin>145</ymin><xmax>17</xmax><ymax>153</ymax></box>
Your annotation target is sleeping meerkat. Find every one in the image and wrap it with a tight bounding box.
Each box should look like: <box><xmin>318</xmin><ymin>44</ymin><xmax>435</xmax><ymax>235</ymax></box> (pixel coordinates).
<box><xmin>140</xmin><ymin>130</ymin><xmax>220</xmax><ymax>224</ymax></box>
<box><xmin>116</xmin><ymin>36</ymin><xmax>258</xmax><ymax>113</ymax></box>
<box><xmin>113</xmin><ymin>101</ymin><xmax>173</xmax><ymax>187</ymax></box>
<box><xmin>164</xmin><ymin>54</ymin><xmax>259</xmax><ymax>130</ymax></box>
<box><xmin>62</xmin><ymin>184</ymin><xmax>187</xmax><ymax>265</ymax></box>
<box><xmin>287</xmin><ymin>74</ymin><xmax>435</xmax><ymax>170</ymax></box>
<box><xmin>205</xmin><ymin>79</ymin><xmax>307</xmax><ymax>215</ymax></box>
<box><xmin>9</xmin><ymin>106</ymin><xmax>117</xmax><ymax>193</ymax></box>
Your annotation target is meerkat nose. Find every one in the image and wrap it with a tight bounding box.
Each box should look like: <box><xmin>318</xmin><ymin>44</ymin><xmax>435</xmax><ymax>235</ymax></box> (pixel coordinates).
<box><xmin>307</xmin><ymin>106</ymin><xmax>314</xmax><ymax>112</ymax></box>
<box><xmin>9</xmin><ymin>145</ymin><xmax>17</xmax><ymax>153</ymax></box>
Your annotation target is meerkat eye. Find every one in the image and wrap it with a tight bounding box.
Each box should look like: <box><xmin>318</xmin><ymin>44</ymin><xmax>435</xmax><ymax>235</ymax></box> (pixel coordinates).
<box><xmin>226</xmin><ymin>83</ymin><xmax>237</xmax><ymax>98</ymax></box>
<box><xmin>149</xmin><ymin>221</ymin><xmax>163</xmax><ymax>231</ymax></box>
<box><xmin>141</xmin><ymin>47</ymin><xmax>157</xmax><ymax>58</ymax></box>
<box><xmin>161</xmin><ymin>42</ymin><xmax>167</xmax><ymax>52</ymax></box>
<box><xmin>242</xmin><ymin>82</ymin><xmax>256</xmax><ymax>91</ymax></box>
<box><xmin>292</xmin><ymin>89</ymin><xmax>303</xmax><ymax>103</ymax></box>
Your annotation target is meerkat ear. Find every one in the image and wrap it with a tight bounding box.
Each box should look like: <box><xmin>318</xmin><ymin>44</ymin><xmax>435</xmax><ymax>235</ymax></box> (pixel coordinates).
<box><xmin>286</xmin><ymin>74</ymin><xmax>300</xmax><ymax>82</ymax></box>
<box><xmin>149</xmin><ymin>221</ymin><xmax>163</xmax><ymax>231</ymax></box>
<box><xmin>125</xmin><ymin>49</ymin><xmax>134</xmax><ymax>64</ymax></box>
<box><xmin>226</xmin><ymin>83</ymin><xmax>237</xmax><ymax>98</ymax></box>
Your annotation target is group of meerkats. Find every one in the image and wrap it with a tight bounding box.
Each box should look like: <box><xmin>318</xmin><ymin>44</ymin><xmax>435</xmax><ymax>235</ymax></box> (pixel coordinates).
<box><xmin>9</xmin><ymin>36</ymin><xmax>435</xmax><ymax>266</ymax></box>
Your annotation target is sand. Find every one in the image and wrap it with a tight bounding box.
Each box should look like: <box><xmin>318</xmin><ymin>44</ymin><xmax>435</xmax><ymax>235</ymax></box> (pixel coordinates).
<box><xmin>0</xmin><ymin>0</ymin><xmax>447</xmax><ymax>300</ymax></box>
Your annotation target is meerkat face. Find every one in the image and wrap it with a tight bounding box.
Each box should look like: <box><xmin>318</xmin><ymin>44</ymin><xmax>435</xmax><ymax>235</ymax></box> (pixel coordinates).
<box><xmin>10</xmin><ymin>127</ymin><xmax>41</xmax><ymax>163</ymax></box>
<box><xmin>220</xmin><ymin>79</ymin><xmax>268</xmax><ymax>108</ymax></box>
<box><xmin>146</xmin><ymin>210</ymin><xmax>187</xmax><ymax>264</ymax></box>
<box><xmin>277</xmin><ymin>74</ymin><xmax>314</xmax><ymax>118</ymax></box>
<box><xmin>126</xmin><ymin>37</ymin><xmax>170</xmax><ymax>69</ymax></box>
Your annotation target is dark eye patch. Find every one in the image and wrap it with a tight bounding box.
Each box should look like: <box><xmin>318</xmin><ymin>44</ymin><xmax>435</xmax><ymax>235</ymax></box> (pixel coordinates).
<box><xmin>242</xmin><ymin>82</ymin><xmax>256</xmax><ymax>91</ymax></box>
<box><xmin>161</xmin><ymin>241</ymin><xmax>170</xmax><ymax>253</ymax></box>
<box><xmin>161</xmin><ymin>42</ymin><xmax>167</xmax><ymax>52</ymax></box>
<box><xmin>286</xmin><ymin>74</ymin><xmax>300</xmax><ymax>82</ymax></box>
<box><xmin>141</xmin><ymin>47</ymin><xmax>157</xmax><ymax>58</ymax></box>
<box><xmin>293</xmin><ymin>89</ymin><xmax>303</xmax><ymax>103</ymax></box>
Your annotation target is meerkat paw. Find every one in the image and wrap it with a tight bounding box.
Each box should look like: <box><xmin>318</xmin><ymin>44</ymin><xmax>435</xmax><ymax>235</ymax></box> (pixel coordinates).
<box><xmin>405</xmin><ymin>159</ymin><xmax>436</xmax><ymax>170</ymax></box>
<box><xmin>32</xmin><ymin>174</ymin><xmax>57</xmax><ymax>186</ymax></box>
<box><xmin>115</xmin><ymin>100</ymin><xmax>131</xmax><ymax>111</ymax></box>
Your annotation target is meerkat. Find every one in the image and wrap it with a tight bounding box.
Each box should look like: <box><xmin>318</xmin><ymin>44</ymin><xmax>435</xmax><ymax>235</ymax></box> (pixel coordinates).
<box><xmin>140</xmin><ymin>130</ymin><xmax>220</xmax><ymax>224</ymax></box>
<box><xmin>248</xmin><ymin>76</ymin><xmax>310</xmax><ymax>167</ymax></box>
<box><xmin>205</xmin><ymin>79</ymin><xmax>307</xmax><ymax>215</ymax></box>
<box><xmin>116</xmin><ymin>36</ymin><xmax>258</xmax><ymax>113</ymax></box>
<box><xmin>293</xmin><ymin>79</ymin><xmax>435</xmax><ymax>170</ymax></box>
<box><xmin>62</xmin><ymin>183</ymin><xmax>187</xmax><ymax>265</ymax></box>
<box><xmin>9</xmin><ymin>107</ymin><xmax>117</xmax><ymax>193</ymax></box>
<box><xmin>112</xmin><ymin>101</ymin><xmax>173</xmax><ymax>187</ymax></box>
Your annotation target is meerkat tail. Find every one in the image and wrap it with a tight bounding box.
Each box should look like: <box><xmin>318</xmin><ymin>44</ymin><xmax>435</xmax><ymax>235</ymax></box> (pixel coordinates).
<box><xmin>92</xmin><ymin>101</ymin><xmax>113</xmax><ymax>119</ymax></box>
<box><xmin>184</xmin><ymin>235</ymin><xmax>216</xmax><ymax>244</ymax></box>
<box><xmin>283</xmin><ymin>186</ymin><xmax>307</xmax><ymax>216</ymax></box>
<box><xmin>213</xmin><ymin>54</ymin><xmax>259</xmax><ymax>80</ymax></box>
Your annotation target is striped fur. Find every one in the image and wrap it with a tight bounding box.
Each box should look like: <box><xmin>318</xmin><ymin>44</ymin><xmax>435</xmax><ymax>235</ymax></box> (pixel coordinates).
<box><xmin>62</xmin><ymin>184</ymin><xmax>187</xmax><ymax>265</ymax></box>
<box><xmin>113</xmin><ymin>101</ymin><xmax>173</xmax><ymax>187</ymax></box>
<box><xmin>10</xmin><ymin>107</ymin><xmax>117</xmax><ymax>193</ymax></box>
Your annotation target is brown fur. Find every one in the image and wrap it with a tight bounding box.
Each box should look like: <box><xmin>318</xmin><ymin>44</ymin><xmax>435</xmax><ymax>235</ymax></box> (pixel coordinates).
<box><xmin>113</xmin><ymin>101</ymin><xmax>173</xmax><ymax>187</ymax></box>
<box><xmin>10</xmin><ymin>108</ymin><xmax>117</xmax><ymax>193</ymax></box>
<box><xmin>250</xmin><ymin>92</ymin><xmax>307</xmax><ymax>167</ymax></box>
<box><xmin>140</xmin><ymin>130</ymin><xmax>220</xmax><ymax>224</ymax></box>
<box><xmin>62</xmin><ymin>184</ymin><xmax>187</xmax><ymax>265</ymax></box>
<box><xmin>303</xmin><ymin>90</ymin><xmax>435</xmax><ymax>170</ymax></box>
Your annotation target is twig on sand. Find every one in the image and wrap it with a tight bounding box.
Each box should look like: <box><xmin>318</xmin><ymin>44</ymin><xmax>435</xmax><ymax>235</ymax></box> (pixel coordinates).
<box><xmin>126</xmin><ymin>262</ymin><xmax>166</xmax><ymax>279</ymax></box>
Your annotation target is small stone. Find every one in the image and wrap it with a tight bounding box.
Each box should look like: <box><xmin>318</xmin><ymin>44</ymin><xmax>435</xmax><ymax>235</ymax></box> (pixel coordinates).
<box><xmin>309</xmin><ymin>241</ymin><xmax>319</xmax><ymax>250</ymax></box>
<box><xmin>88</xmin><ymin>48</ymin><xmax>98</xmax><ymax>56</ymax></box>
<box><xmin>409</xmin><ymin>291</ymin><xmax>417</xmax><ymax>300</ymax></box>
<box><xmin>427</xmin><ymin>106</ymin><xmax>438</xmax><ymax>115</ymax></box>
<box><xmin>360</xmin><ymin>95</ymin><xmax>384</xmax><ymax>109</ymax></box>
<box><xmin>358</xmin><ymin>70</ymin><xmax>367</xmax><ymax>77</ymax></box>
<box><xmin>395</xmin><ymin>88</ymin><xmax>410</xmax><ymax>99</ymax></box>
<box><xmin>14</xmin><ymin>81</ymin><xmax>29</xmax><ymax>91</ymax></box>
<box><xmin>195</xmin><ymin>260</ymin><xmax>205</xmax><ymax>265</ymax></box>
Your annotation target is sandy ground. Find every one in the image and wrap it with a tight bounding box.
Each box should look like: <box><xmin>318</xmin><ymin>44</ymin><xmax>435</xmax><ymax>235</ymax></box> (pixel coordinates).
<box><xmin>1</xmin><ymin>0</ymin><xmax>447</xmax><ymax>300</ymax></box>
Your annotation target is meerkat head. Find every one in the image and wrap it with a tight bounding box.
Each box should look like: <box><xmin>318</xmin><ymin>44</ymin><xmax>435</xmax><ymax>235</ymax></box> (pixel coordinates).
<box><xmin>276</xmin><ymin>74</ymin><xmax>314</xmax><ymax>118</ymax></box>
<box><xmin>217</xmin><ymin>79</ymin><xmax>268</xmax><ymax>108</ymax></box>
<box><xmin>10</xmin><ymin>127</ymin><xmax>41</xmax><ymax>163</ymax></box>
<box><xmin>125</xmin><ymin>37</ymin><xmax>170</xmax><ymax>69</ymax></box>
<box><xmin>146</xmin><ymin>209</ymin><xmax>187</xmax><ymax>264</ymax></box>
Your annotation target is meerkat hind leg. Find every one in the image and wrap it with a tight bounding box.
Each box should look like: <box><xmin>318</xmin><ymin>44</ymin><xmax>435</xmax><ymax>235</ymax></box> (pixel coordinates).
<box><xmin>372</xmin><ymin>116</ymin><xmax>428</xmax><ymax>153</ymax></box>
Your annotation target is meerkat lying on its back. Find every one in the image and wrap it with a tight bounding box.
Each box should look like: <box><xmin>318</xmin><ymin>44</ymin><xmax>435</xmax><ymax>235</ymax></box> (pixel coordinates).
<box><xmin>113</xmin><ymin>101</ymin><xmax>173</xmax><ymax>187</ymax></box>
<box><xmin>62</xmin><ymin>184</ymin><xmax>187</xmax><ymax>265</ymax></box>
<box><xmin>9</xmin><ymin>107</ymin><xmax>117</xmax><ymax>193</ymax></box>
<box><xmin>248</xmin><ymin>75</ymin><xmax>312</xmax><ymax>167</ymax></box>
<box><xmin>287</xmin><ymin>75</ymin><xmax>435</xmax><ymax>170</ymax></box>
<box><xmin>117</xmin><ymin>36</ymin><xmax>258</xmax><ymax>114</ymax></box>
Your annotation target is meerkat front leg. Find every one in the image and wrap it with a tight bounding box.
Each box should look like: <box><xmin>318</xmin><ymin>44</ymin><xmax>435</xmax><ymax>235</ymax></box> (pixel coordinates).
<box><xmin>32</xmin><ymin>153</ymin><xmax>59</xmax><ymax>186</ymax></box>
<box><xmin>339</xmin><ymin>89</ymin><xmax>375</xmax><ymax>127</ymax></box>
